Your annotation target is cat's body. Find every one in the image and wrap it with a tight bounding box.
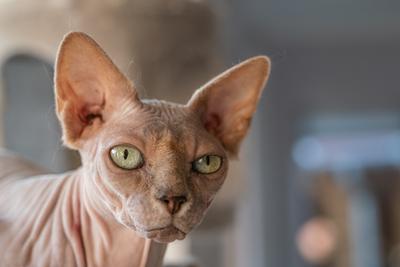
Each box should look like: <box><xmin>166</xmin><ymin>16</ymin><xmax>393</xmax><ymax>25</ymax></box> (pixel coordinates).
<box><xmin>0</xmin><ymin>32</ymin><xmax>270</xmax><ymax>266</ymax></box>
<box><xmin>0</xmin><ymin>150</ymin><xmax>166</xmax><ymax>267</ymax></box>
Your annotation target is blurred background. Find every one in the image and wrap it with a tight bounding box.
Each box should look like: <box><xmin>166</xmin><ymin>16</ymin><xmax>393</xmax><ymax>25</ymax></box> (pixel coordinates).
<box><xmin>1</xmin><ymin>0</ymin><xmax>400</xmax><ymax>266</ymax></box>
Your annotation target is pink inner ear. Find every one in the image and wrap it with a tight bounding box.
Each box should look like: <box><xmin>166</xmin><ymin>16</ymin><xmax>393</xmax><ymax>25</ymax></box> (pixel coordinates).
<box><xmin>79</xmin><ymin>105</ymin><xmax>103</xmax><ymax>126</ymax></box>
<box><xmin>204</xmin><ymin>113</ymin><xmax>221</xmax><ymax>136</ymax></box>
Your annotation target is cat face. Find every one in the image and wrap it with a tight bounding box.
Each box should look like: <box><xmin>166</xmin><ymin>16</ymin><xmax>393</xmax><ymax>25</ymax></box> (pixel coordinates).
<box><xmin>82</xmin><ymin>101</ymin><xmax>228</xmax><ymax>242</ymax></box>
<box><xmin>54</xmin><ymin>32</ymin><xmax>270</xmax><ymax>242</ymax></box>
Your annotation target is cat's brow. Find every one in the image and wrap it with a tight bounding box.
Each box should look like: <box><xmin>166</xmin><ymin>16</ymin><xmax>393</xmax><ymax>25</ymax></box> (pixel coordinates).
<box><xmin>142</xmin><ymin>100</ymin><xmax>187</xmax><ymax>121</ymax></box>
<box><xmin>142</xmin><ymin>123</ymin><xmax>179</xmax><ymax>144</ymax></box>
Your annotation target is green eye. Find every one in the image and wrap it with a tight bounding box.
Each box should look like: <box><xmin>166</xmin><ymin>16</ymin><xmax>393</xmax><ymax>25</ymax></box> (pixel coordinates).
<box><xmin>110</xmin><ymin>145</ymin><xmax>143</xmax><ymax>170</ymax></box>
<box><xmin>193</xmin><ymin>155</ymin><xmax>222</xmax><ymax>174</ymax></box>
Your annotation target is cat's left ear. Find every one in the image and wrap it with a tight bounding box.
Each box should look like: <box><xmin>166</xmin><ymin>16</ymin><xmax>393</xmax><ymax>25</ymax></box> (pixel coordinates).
<box><xmin>187</xmin><ymin>56</ymin><xmax>271</xmax><ymax>156</ymax></box>
<box><xmin>54</xmin><ymin>32</ymin><xmax>140</xmax><ymax>149</ymax></box>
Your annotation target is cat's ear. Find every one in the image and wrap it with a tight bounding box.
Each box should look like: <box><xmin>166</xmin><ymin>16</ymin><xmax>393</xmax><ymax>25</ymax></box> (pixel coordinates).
<box><xmin>54</xmin><ymin>32</ymin><xmax>140</xmax><ymax>149</ymax></box>
<box><xmin>187</xmin><ymin>56</ymin><xmax>271</xmax><ymax>156</ymax></box>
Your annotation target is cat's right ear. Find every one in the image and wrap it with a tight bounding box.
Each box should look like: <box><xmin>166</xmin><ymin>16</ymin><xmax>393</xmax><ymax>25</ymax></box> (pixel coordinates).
<box><xmin>54</xmin><ymin>32</ymin><xmax>140</xmax><ymax>149</ymax></box>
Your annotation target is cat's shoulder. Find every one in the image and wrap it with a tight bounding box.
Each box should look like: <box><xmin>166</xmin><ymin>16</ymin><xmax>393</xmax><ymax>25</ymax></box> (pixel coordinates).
<box><xmin>0</xmin><ymin>148</ymin><xmax>45</xmax><ymax>180</ymax></box>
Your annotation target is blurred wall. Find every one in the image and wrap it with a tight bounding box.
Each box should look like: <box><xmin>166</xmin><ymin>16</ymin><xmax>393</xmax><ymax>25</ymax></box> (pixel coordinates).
<box><xmin>220</xmin><ymin>0</ymin><xmax>400</xmax><ymax>266</ymax></box>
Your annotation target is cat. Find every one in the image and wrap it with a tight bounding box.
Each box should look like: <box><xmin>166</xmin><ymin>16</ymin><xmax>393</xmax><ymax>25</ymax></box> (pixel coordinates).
<box><xmin>0</xmin><ymin>32</ymin><xmax>270</xmax><ymax>267</ymax></box>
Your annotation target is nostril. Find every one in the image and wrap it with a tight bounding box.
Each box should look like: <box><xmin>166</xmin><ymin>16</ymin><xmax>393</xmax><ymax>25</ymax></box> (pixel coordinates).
<box><xmin>175</xmin><ymin>196</ymin><xmax>187</xmax><ymax>205</ymax></box>
<box><xmin>158</xmin><ymin>195</ymin><xmax>187</xmax><ymax>203</ymax></box>
<box><xmin>158</xmin><ymin>195</ymin><xmax>187</xmax><ymax>215</ymax></box>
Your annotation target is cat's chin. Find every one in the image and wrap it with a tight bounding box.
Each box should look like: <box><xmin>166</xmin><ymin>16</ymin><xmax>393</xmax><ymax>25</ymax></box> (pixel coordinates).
<box><xmin>142</xmin><ymin>225</ymin><xmax>187</xmax><ymax>243</ymax></box>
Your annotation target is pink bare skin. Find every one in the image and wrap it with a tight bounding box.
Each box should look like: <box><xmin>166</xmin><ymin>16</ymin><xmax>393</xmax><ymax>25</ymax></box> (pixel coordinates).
<box><xmin>0</xmin><ymin>32</ymin><xmax>270</xmax><ymax>267</ymax></box>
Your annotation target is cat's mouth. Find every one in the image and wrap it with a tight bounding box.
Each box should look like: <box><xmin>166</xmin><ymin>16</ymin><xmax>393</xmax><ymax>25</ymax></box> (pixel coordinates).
<box><xmin>144</xmin><ymin>225</ymin><xmax>187</xmax><ymax>243</ymax></box>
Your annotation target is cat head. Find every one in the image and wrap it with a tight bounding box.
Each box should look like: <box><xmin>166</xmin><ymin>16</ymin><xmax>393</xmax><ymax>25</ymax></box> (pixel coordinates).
<box><xmin>54</xmin><ymin>32</ymin><xmax>270</xmax><ymax>243</ymax></box>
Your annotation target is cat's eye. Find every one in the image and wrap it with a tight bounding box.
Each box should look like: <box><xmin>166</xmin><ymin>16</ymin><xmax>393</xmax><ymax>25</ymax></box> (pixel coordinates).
<box><xmin>110</xmin><ymin>145</ymin><xmax>144</xmax><ymax>170</ymax></box>
<box><xmin>192</xmin><ymin>155</ymin><xmax>222</xmax><ymax>174</ymax></box>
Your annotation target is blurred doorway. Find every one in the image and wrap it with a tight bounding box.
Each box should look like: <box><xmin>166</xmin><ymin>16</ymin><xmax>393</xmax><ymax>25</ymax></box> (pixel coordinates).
<box><xmin>2</xmin><ymin>54</ymin><xmax>79</xmax><ymax>172</ymax></box>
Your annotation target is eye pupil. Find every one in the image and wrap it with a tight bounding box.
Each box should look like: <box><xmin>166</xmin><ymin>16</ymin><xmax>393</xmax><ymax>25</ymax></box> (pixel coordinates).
<box><xmin>110</xmin><ymin>145</ymin><xmax>143</xmax><ymax>170</ymax></box>
<box><xmin>193</xmin><ymin>155</ymin><xmax>222</xmax><ymax>174</ymax></box>
<box><xmin>123</xmin><ymin>149</ymin><xmax>129</xmax><ymax>160</ymax></box>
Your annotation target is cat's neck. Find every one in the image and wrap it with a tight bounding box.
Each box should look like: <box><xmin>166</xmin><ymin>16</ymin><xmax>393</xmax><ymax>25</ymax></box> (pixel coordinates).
<box><xmin>71</xmin><ymin>169</ymin><xmax>167</xmax><ymax>267</ymax></box>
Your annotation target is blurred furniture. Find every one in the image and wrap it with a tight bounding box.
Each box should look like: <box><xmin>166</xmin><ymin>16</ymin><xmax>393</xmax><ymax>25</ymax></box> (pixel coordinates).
<box><xmin>293</xmin><ymin>117</ymin><xmax>400</xmax><ymax>267</ymax></box>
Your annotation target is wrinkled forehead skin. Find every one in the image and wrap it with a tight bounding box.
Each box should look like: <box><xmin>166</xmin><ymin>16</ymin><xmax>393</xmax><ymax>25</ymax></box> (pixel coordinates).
<box><xmin>94</xmin><ymin>99</ymin><xmax>228</xmax><ymax>168</ymax></box>
<box><xmin>81</xmin><ymin>99</ymin><xmax>228</xmax><ymax>243</ymax></box>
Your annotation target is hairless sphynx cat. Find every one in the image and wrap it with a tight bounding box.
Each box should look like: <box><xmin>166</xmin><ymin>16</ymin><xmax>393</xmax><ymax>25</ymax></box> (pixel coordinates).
<box><xmin>0</xmin><ymin>32</ymin><xmax>270</xmax><ymax>267</ymax></box>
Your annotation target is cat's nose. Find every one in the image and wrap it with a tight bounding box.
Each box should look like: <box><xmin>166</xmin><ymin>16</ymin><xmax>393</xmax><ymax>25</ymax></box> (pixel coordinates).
<box><xmin>158</xmin><ymin>195</ymin><xmax>187</xmax><ymax>215</ymax></box>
